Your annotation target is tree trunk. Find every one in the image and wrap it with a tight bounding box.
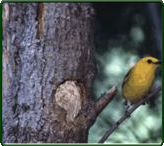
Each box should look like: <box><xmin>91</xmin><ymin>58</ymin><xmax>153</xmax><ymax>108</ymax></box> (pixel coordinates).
<box><xmin>3</xmin><ymin>3</ymin><xmax>98</xmax><ymax>143</ymax></box>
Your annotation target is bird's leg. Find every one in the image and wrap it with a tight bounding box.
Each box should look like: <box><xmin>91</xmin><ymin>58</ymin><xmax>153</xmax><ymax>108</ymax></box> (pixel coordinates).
<box><xmin>124</xmin><ymin>100</ymin><xmax>131</xmax><ymax>116</ymax></box>
<box><xmin>143</xmin><ymin>94</ymin><xmax>150</xmax><ymax>105</ymax></box>
<box><xmin>142</xmin><ymin>101</ymin><xmax>146</xmax><ymax>105</ymax></box>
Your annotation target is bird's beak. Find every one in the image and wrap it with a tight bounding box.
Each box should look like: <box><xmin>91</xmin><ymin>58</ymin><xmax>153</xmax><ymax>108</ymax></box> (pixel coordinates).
<box><xmin>154</xmin><ymin>60</ymin><xmax>162</xmax><ymax>65</ymax></box>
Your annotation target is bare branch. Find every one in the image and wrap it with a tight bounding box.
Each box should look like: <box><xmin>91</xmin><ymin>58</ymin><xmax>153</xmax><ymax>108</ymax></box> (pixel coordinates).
<box><xmin>98</xmin><ymin>85</ymin><xmax>162</xmax><ymax>143</ymax></box>
<box><xmin>95</xmin><ymin>86</ymin><xmax>117</xmax><ymax>115</ymax></box>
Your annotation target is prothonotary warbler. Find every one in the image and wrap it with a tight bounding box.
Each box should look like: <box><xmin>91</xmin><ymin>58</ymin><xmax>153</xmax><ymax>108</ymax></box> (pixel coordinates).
<box><xmin>122</xmin><ymin>56</ymin><xmax>161</xmax><ymax>104</ymax></box>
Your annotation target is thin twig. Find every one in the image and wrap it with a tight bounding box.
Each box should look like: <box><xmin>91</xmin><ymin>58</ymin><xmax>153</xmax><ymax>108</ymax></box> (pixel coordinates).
<box><xmin>95</xmin><ymin>86</ymin><xmax>117</xmax><ymax>115</ymax></box>
<box><xmin>98</xmin><ymin>85</ymin><xmax>162</xmax><ymax>143</ymax></box>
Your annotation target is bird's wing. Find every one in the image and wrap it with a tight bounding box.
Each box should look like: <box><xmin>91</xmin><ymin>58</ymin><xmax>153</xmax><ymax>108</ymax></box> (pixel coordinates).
<box><xmin>122</xmin><ymin>67</ymin><xmax>133</xmax><ymax>89</ymax></box>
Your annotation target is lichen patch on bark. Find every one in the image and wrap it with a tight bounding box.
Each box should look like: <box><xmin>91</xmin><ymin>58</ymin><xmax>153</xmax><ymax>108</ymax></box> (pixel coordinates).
<box><xmin>55</xmin><ymin>81</ymin><xmax>82</xmax><ymax>122</ymax></box>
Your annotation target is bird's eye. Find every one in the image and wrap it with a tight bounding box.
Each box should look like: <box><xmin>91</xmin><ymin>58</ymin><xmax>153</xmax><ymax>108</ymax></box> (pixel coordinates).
<box><xmin>147</xmin><ymin>59</ymin><xmax>152</xmax><ymax>64</ymax></box>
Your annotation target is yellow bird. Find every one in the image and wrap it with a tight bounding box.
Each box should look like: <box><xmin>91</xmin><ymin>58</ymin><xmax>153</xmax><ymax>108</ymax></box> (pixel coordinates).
<box><xmin>122</xmin><ymin>56</ymin><xmax>161</xmax><ymax>104</ymax></box>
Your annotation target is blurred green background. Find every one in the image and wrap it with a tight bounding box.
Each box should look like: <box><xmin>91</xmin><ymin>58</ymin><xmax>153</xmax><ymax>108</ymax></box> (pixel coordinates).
<box><xmin>88</xmin><ymin>3</ymin><xmax>162</xmax><ymax>143</ymax></box>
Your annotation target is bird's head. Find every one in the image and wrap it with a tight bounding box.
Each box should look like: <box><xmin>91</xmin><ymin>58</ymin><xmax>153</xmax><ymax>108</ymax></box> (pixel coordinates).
<box><xmin>138</xmin><ymin>56</ymin><xmax>161</xmax><ymax>70</ymax></box>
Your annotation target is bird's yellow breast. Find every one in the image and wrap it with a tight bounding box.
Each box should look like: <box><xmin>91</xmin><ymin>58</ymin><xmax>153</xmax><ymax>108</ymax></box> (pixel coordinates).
<box><xmin>123</xmin><ymin>64</ymin><xmax>155</xmax><ymax>103</ymax></box>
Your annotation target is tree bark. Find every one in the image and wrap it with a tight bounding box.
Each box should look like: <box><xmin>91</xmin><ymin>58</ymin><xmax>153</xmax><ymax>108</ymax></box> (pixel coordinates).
<box><xmin>2</xmin><ymin>3</ymin><xmax>98</xmax><ymax>143</ymax></box>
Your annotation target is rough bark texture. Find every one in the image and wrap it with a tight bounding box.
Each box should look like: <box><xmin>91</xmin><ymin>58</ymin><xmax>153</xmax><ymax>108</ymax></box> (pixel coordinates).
<box><xmin>3</xmin><ymin>3</ymin><xmax>97</xmax><ymax>143</ymax></box>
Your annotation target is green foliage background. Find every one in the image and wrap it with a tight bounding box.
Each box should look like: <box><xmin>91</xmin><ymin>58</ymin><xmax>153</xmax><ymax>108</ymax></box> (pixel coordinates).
<box><xmin>88</xmin><ymin>3</ymin><xmax>162</xmax><ymax>143</ymax></box>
